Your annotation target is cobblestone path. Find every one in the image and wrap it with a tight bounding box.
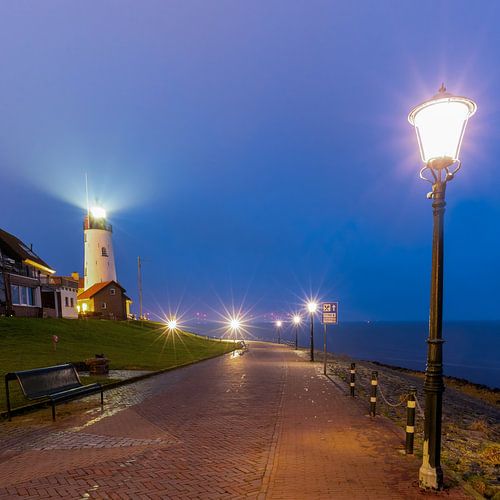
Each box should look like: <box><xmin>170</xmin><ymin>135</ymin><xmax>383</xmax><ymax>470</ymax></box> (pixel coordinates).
<box><xmin>0</xmin><ymin>343</ymin><xmax>467</xmax><ymax>499</ymax></box>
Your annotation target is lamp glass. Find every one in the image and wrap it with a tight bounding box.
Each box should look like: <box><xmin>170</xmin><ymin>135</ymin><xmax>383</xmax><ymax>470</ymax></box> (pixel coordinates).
<box><xmin>90</xmin><ymin>206</ymin><xmax>107</xmax><ymax>219</ymax></box>
<box><xmin>307</xmin><ymin>302</ymin><xmax>318</xmax><ymax>313</ymax></box>
<box><xmin>409</xmin><ymin>96</ymin><xmax>476</xmax><ymax>166</ymax></box>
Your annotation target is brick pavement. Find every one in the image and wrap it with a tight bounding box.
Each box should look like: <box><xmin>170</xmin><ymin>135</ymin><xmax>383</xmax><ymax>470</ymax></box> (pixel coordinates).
<box><xmin>0</xmin><ymin>343</ymin><xmax>468</xmax><ymax>499</ymax></box>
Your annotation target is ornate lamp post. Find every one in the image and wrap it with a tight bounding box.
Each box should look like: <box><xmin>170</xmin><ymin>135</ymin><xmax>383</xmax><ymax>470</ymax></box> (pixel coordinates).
<box><xmin>408</xmin><ymin>84</ymin><xmax>476</xmax><ymax>490</ymax></box>
<box><xmin>275</xmin><ymin>320</ymin><xmax>283</xmax><ymax>344</ymax></box>
<box><xmin>307</xmin><ymin>302</ymin><xmax>318</xmax><ymax>361</ymax></box>
<box><xmin>292</xmin><ymin>315</ymin><xmax>301</xmax><ymax>350</ymax></box>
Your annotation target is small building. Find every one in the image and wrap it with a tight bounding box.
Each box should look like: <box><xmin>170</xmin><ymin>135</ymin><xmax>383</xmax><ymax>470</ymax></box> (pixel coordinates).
<box><xmin>40</xmin><ymin>275</ymin><xmax>79</xmax><ymax>319</ymax></box>
<box><xmin>77</xmin><ymin>280</ymin><xmax>132</xmax><ymax>320</ymax></box>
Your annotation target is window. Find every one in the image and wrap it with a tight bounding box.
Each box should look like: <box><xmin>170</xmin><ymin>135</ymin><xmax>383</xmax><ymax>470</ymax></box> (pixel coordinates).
<box><xmin>11</xmin><ymin>285</ymin><xmax>36</xmax><ymax>306</ymax></box>
<box><xmin>101</xmin><ymin>247</ymin><xmax>108</xmax><ymax>257</ymax></box>
<box><xmin>65</xmin><ymin>296</ymin><xmax>69</xmax><ymax>307</ymax></box>
<box><xmin>70</xmin><ymin>297</ymin><xmax>74</xmax><ymax>307</ymax></box>
<box><xmin>101</xmin><ymin>302</ymin><xmax>107</xmax><ymax>309</ymax></box>
<box><xmin>110</xmin><ymin>288</ymin><xmax>116</xmax><ymax>296</ymax></box>
<box><xmin>11</xmin><ymin>285</ymin><xmax>20</xmax><ymax>305</ymax></box>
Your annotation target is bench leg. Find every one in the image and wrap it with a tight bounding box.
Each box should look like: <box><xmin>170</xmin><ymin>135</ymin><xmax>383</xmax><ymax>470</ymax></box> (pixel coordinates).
<box><xmin>100</xmin><ymin>390</ymin><xmax>104</xmax><ymax>409</ymax></box>
<box><xmin>5</xmin><ymin>378</ymin><xmax>11</xmax><ymax>422</ymax></box>
<box><xmin>51</xmin><ymin>402</ymin><xmax>56</xmax><ymax>421</ymax></box>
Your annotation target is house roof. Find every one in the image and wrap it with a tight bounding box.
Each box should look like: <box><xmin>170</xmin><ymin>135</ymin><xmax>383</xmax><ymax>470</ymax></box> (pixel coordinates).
<box><xmin>77</xmin><ymin>280</ymin><xmax>125</xmax><ymax>300</ymax></box>
<box><xmin>0</xmin><ymin>227</ymin><xmax>55</xmax><ymax>274</ymax></box>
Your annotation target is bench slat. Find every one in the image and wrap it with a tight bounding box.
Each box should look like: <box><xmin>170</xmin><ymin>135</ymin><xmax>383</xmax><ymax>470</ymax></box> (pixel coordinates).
<box><xmin>15</xmin><ymin>364</ymin><xmax>81</xmax><ymax>399</ymax></box>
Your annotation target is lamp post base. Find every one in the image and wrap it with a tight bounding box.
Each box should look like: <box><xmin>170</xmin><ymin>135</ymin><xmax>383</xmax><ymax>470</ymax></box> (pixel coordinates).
<box><xmin>419</xmin><ymin>441</ymin><xmax>443</xmax><ymax>490</ymax></box>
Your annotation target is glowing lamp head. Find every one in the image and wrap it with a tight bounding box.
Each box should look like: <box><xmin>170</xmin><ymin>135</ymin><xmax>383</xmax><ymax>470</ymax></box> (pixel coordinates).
<box><xmin>90</xmin><ymin>206</ymin><xmax>107</xmax><ymax>219</ymax></box>
<box><xmin>408</xmin><ymin>84</ymin><xmax>476</xmax><ymax>170</ymax></box>
<box><xmin>275</xmin><ymin>320</ymin><xmax>283</xmax><ymax>328</ymax></box>
<box><xmin>229</xmin><ymin>318</ymin><xmax>241</xmax><ymax>331</ymax></box>
<box><xmin>307</xmin><ymin>301</ymin><xmax>318</xmax><ymax>314</ymax></box>
<box><xmin>292</xmin><ymin>315</ymin><xmax>301</xmax><ymax>325</ymax></box>
<box><xmin>166</xmin><ymin>318</ymin><xmax>178</xmax><ymax>331</ymax></box>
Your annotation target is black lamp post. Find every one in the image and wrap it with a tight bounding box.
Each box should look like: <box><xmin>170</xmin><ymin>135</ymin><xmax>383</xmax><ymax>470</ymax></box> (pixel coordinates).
<box><xmin>307</xmin><ymin>302</ymin><xmax>318</xmax><ymax>362</ymax></box>
<box><xmin>275</xmin><ymin>320</ymin><xmax>283</xmax><ymax>344</ymax></box>
<box><xmin>408</xmin><ymin>84</ymin><xmax>476</xmax><ymax>490</ymax></box>
<box><xmin>293</xmin><ymin>315</ymin><xmax>301</xmax><ymax>350</ymax></box>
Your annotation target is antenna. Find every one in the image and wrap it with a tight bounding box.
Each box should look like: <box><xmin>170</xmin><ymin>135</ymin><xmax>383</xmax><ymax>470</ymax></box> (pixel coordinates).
<box><xmin>137</xmin><ymin>256</ymin><xmax>143</xmax><ymax>320</ymax></box>
<box><xmin>85</xmin><ymin>173</ymin><xmax>90</xmax><ymax>222</ymax></box>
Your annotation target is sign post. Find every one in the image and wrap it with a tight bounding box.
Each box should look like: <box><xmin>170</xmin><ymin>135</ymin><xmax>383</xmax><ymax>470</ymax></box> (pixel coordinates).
<box><xmin>321</xmin><ymin>302</ymin><xmax>339</xmax><ymax>375</ymax></box>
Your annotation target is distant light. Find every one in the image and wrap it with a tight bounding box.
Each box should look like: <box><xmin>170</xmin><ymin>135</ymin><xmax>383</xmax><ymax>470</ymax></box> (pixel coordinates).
<box><xmin>229</xmin><ymin>317</ymin><xmax>241</xmax><ymax>331</ymax></box>
<box><xmin>275</xmin><ymin>320</ymin><xmax>283</xmax><ymax>328</ymax></box>
<box><xmin>90</xmin><ymin>206</ymin><xmax>107</xmax><ymax>219</ymax></box>
<box><xmin>166</xmin><ymin>318</ymin><xmax>178</xmax><ymax>331</ymax></box>
<box><xmin>307</xmin><ymin>301</ymin><xmax>318</xmax><ymax>313</ymax></box>
<box><xmin>293</xmin><ymin>315</ymin><xmax>301</xmax><ymax>325</ymax></box>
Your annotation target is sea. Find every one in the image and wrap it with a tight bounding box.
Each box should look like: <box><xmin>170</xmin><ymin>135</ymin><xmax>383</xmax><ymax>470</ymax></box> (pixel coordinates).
<box><xmin>190</xmin><ymin>320</ymin><xmax>500</xmax><ymax>389</ymax></box>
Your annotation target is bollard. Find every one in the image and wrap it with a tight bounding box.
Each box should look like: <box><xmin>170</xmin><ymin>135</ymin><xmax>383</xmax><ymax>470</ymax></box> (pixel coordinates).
<box><xmin>405</xmin><ymin>387</ymin><xmax>417</xmax><ymax>454</ymax></box>
<box><xmin>349</xmin><ymin>362</ymin><xmax>356</xmax><ymax>397</ymax></box>
<box><xmin>370</xmin><ymin>371</ymin><xmax>378</xmax><ymax>417</ymax></box>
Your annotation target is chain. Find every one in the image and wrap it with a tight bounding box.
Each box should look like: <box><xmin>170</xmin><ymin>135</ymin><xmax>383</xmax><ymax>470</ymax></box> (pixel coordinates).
<box><xmin>377</xmin><ymin>382</ymin><xmax>408</xmax><ymax>408</ymax></box>
<box><xmin>414</xmin><ymin>393</ymin><xmax>425</xmax><ymax>418</ymax></box>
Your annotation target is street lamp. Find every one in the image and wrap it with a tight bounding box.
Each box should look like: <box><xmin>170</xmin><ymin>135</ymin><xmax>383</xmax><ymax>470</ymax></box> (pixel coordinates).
<box><xmin>166</xmin><ymin>318</ymin><xmax>178</xmax><ymax>332</ymax></box>
<box><xmin>292</xmin><ymin>315</ymin><xmax>301</xmax><ymax>350</ymax></box>
<box><xmin>408</xmin><ymin>84</ymin><xmax>476</xmax><ymax>490</ymax></box>
<box><xmin>228</xmin><ymin>317</ymin><xmax>242</xmax><ymax>342</ymax></box>
<box><xmin>275</xmin><ymin>320</ymin><xmax>283</xmax><ymax>344</ymax></box>
<box><xmin>306</xmin><ymin>301</ymin><xmax>318</xmax><ymax>362</ymax></box>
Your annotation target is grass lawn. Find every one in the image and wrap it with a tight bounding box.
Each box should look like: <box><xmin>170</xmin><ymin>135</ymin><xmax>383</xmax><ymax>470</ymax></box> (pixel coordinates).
<box><xmin>0</xmin><ymin>318</ymin><xmax>237</xmax><ymax>411</ymax></box>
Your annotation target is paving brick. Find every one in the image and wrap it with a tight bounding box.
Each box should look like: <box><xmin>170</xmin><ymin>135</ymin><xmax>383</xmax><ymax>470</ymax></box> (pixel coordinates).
<box><xmin>0</xmin><ymin>343</ymin><xmax>468</xmax><ymax>499</ymax></box>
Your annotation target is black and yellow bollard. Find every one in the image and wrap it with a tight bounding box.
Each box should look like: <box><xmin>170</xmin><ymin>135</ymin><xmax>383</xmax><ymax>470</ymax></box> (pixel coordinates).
<box><xmin>369</xmin><ymin>371</ymin><xmax>378</xmax><ymax>417</ymax></box>
<box><xmin>405</xmin><ymin>387</ymin><xmax>417</xmax><ymax>455</ymax></box>
<box><xmin>349</xmin><ymin>362</ymin><xmax>356</xmax><ymax>397</ymax></box>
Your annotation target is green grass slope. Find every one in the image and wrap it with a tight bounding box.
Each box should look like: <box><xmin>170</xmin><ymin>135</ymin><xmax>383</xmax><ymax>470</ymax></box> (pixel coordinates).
<box><xmin>0</xmin><ymin>318</ymin><xmax>236</xmax><ymax>410</ymax></box>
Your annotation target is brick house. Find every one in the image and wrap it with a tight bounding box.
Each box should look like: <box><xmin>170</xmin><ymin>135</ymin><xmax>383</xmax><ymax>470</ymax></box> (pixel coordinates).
<box><xmin>0</xmin><ymin>228</ymin><xmax>54</xmax><ymax>317</ymax></box>
<box><xmin>77</xmin><ymin>280</ymin><xmax>131</xmax><ymax>320</ymax></box>
<box><xmin>0</xmin><ymin>228</ymin><xmax>78</xmax><ymax>318</ymax></box>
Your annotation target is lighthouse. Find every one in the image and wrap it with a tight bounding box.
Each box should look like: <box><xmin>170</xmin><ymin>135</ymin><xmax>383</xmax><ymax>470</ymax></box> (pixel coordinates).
<box><xmin>83</xmin><ymin>206</ymin><xmax>117</xmax><ymax>290</ymax></box>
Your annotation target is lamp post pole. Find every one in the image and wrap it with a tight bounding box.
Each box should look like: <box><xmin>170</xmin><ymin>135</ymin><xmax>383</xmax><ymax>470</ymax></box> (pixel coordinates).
<box><xmin>309</xmin><ymin>312</ymin><xmax>314</xmax><ymax>362</ymax></box>
<box><xmin>421</xmin><ymin>176</ymin><xmax>446</xmax><ymax>488</ymax></box>
<box><xmin>408</xmin><ymin>84</ymin><xmax>476</xmax><ymax>490</ymax></box>
<box><xmin>295</xmin><ymin>324</ymin><xmax>298</xmax><ymax>350</ymax></box>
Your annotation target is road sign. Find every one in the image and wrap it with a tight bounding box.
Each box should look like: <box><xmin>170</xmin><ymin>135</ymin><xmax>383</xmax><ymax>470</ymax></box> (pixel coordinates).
<box><xmin>321</xmin><ymin>302</ymin><xmax>338</xmax><ymax>325</ymax></box>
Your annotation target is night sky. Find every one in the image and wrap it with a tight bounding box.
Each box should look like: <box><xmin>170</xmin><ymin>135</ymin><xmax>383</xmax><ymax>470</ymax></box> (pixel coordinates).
<box><xmin>1</xmin><ymin>1</ymin><xmax>499</xmax><ymax>321</ymax></box>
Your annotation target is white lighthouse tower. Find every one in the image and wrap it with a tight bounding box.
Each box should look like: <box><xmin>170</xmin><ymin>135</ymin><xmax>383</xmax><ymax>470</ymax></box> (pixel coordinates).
<box><xmin>83</xmin><ymin>206</ymin><xmax>117</xmax><ymax>289</ymax></box>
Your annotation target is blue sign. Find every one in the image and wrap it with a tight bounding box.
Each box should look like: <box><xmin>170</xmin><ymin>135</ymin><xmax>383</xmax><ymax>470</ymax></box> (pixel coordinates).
<box><xmin>321</xmin><ymin>302</ymin><xmax>338</xmax><ymax>325</ymax></box>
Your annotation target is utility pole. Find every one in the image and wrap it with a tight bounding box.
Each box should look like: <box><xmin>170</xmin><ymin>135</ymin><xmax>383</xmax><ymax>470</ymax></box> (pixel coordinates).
<box><xmin>137</xmin><ymin>256</ymin><xmax>143</xmax><ymax>320</ymax></box>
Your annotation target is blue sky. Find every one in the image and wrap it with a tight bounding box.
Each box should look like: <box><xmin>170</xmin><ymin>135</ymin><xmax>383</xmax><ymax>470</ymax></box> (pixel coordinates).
<box><xmin>1</xmin><ymin>1</ymin><xmax>499</xmax><ymax>321</ymax></box>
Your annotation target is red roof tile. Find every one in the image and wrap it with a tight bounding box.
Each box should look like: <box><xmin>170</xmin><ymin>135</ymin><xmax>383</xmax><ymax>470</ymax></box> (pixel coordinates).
<box><xmin>77</xmin><ymin>280</ymin><xmax>124</xmax><ymax>300</ymax></box>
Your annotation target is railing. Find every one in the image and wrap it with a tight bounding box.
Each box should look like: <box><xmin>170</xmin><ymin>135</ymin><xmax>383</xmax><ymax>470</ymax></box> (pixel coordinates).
<box><xmin>40</xmin><ymin>276</ymin><xmax>78</xmax><ymax>288</ymax></box>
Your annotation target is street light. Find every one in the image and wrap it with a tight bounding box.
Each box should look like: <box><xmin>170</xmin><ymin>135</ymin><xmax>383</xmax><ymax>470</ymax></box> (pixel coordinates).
<box><xmin>408</xmin><ymin>84</ymin><xmax>476</xmax><ymax>490</ymax></box>
<box><xmin>292</xmin><ymin>315</ymin><xmax>301</xmax><ymax>350</ymax></box>
<box><xmin>166</xmin><ymin>318</ymin><xmax>178</xmax><ymax>332</ymax></box>
<box><xmin>275</xmin><ymin>320</ymin><xmax>283</xmax><ymax>344</ymax></box>
<box><xmin>227</xmin><ymin>317</ymin><xmax>243</xmax><ymax>343</ymax></box>
<box><xmin>306</xmin><ymin>301</ymin><xmax>318</xmax><ymax>362</ymax></box>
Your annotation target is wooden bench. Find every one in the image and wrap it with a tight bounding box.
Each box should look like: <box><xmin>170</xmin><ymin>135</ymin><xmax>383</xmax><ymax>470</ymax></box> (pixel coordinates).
<box><xmin>5</xmin><ymin>363</ymin><xmax>103</xmax><ymax>421</ymax></box>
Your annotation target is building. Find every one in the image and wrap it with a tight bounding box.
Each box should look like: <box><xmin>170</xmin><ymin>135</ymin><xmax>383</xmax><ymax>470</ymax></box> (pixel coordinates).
<box><xmin>83</xmin><ymin>207</ymin><xmax>117</xmax><ymax>290</ymax></box>
<box><xmin>0</xmin><ymin>228</ymin><xmax>79</xmax><ymax>319</ymax></box>
<box><xmin>0</xmin><ymin>228</ymin><xmax>53</xmax><ymax>317</ymax></box>
<box><xmin>77</xmin><ymin>207</ymin><xmax>132</xmax><ymax>319</ymax></box>
<box><xmin>40</xmin><ymin>275</ymin><xmax>79</xmax><ymax>319</ymax></box>
<box><xmin>77</xmin><ymin>280</ymin><xmax>131</xmax><ymax>320</ymax></box>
